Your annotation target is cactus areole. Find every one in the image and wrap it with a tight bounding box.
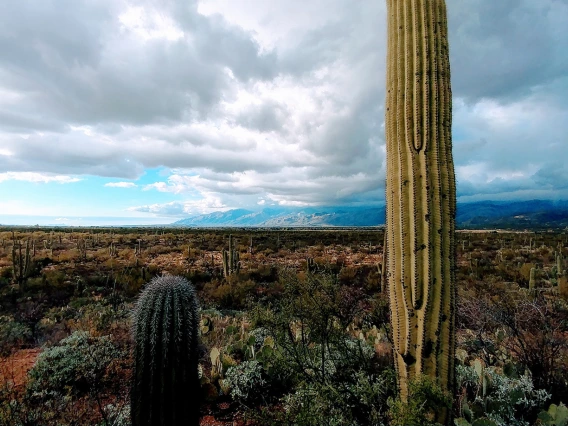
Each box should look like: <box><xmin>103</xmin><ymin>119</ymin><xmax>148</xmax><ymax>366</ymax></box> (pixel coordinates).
<box><xmin>131</xmin><ymin>276</ymin><xmax>200</xmax><ymax>426</ymax></box>
<box><xmin>384</xmin><ymin>0</ymin><xmax>456</xmax><ymax>422</ymax></box>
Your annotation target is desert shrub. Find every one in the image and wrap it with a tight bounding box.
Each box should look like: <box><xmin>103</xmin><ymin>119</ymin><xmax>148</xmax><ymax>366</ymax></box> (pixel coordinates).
<box><xmin>203</xmin><ymin>278</ymin><xmax>257</xmax><ymax>309</ymax></box>
<box><xmin>42</xmin><ymin>270</ymin><xmax>67</xmax><ymax>288</ymax></box>
<box><xmin>455</xmin><ymin>364</ymin><xmax>551</xmax><ymax>426</ymax></box>
<box><xmin>223</xmin><ymin>360</ymin><xmax>266</xmax><ymax>403</ymax></box>
<box><xmin>36</xmin><ymin>298</ymin><xmax>130</xmax><ymax>342</ymax></box>
<box><xmin>97</xmin><ymin>404</ymin><xmax>130</xmax><ymax>426</ymax></box>
<box><xmin>458</xmin><ymin>288</ymin><xmax>568</xmax><ymax>401</ymax></box>
<box><xmin>388</xmin><ymin>376</ymin><xmax>452</xmax><ymax>426</ymax></box>
<box><xmin>0</xmin><ymin>267</ymin><xmax>12</xmax><ymax>288</ymax></box>
<box><xmin>247</xmin><ymin>265</ymin><xmax>278</xmax><ymax>283</ymax></box>
<box><xmin>27</xmin><ymin>331</ymin><xmax>124</xmax><ymax>399</ymax></box>
<box><xmin>6</xmin><ymin>331</ymin><xmax>130</xmax><ymax>425</ymax></box>
<box><xmin>0</xmin><ymin>316</ymin><xmax>31</xmax><ymax>355</ymax></box>
<box><xmin>0</xmin><ymin>267</ymin><xmax>12</xmax><ymax>280</ymax></box>
<box><xmin>250</xmin><ymin>269</ymin><xmax>396</xmax><ymax>425</ymax></box>
<box><xmin>338</xmin><ymin>266</ymin><xmax>358</xmax><ymax>285</ymax></box>
<box><xmin>281</xmin><ymin>369</ymin><xmax>394</xmax><ymax>426</ymax></box>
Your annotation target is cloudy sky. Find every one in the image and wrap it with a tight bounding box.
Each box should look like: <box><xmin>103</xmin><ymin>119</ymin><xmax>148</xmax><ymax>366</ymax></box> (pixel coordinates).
<box><xmin>0</xmin><ymin>0</ymin><xmax>567</xmax><ymax>225</ymax></box>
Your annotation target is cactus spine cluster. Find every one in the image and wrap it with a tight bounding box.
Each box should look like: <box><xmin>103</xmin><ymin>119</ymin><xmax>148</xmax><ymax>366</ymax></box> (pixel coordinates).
<box><xmin>384</xmin><ymin>0</ymin><xmax>456</xmax><ymax>421</ymax></box>
<box><xmin>222</xmin><ymin>234</ymin><xmax>240</xmax><ymax>277</ymax></box>
<box><xmin>131</xmin><ymin>276</ymin><xmax>200</xmax><ymax>426</ymax></box>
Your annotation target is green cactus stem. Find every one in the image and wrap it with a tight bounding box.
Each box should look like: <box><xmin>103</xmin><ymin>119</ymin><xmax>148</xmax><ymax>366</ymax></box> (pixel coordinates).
<box><xmin>131</xmin><ymin>275</ymin><xmax>200</xmax><ymax>426</ymax></box>
<box><xmin>382</xmin><ymin>230</ymin><xmax>388</xmax><ymax>293</ymax></box>
<box><xmin>222</xmin><ymin>234</ymin><xmax>240</xmax><ymax>277</ymax></box>
<box><xmin>384</xmin><ymin>0</ymin><xmax>456</xmax><ymax>422</ymax></box>
<box><xmin>12</xmin><ymin>238</ymin><xmax>32</xmax><ymax>290</ymax></box>
<box><xmin>77</xmin><ymin>238</ymin><xmax>87</xmax><ymax>260</ymax></box>
<box><xmin>109</xmin><ymin>242</ymin><xmax>117</xmax><ymax>257</ymax></box>
<box><xmin>529</xmin><ymin>267</ymin><xmax>536</xmax><ymax>290</ymax></box>
<box><xmin>306</xmin><ymin>257</ymin><xmax>316</xmax><ymax>274</ymax></box>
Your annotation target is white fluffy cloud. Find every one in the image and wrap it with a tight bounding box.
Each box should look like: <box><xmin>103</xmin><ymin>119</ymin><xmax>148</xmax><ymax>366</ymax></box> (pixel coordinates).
<box><xmin>1</xmin><ymin>0</ymin><xmax>567</xmax><ymax>217</ymax></box>
<box><xmin>0</xmin><ymin>172</ymin><xmax>80</xmax><ymax>184</ymax></box>
<box><xmin>104</xmin><ymin>181</ymin><xmax>137</xmax><ymax>188</ymax></box>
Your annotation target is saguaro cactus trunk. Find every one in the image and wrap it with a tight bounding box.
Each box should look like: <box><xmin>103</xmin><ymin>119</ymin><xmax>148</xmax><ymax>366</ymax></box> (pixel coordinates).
<box><xmin>384</xmin><ymin>0</ymin><xmax>456</xmax><ymax>421</ymax></box>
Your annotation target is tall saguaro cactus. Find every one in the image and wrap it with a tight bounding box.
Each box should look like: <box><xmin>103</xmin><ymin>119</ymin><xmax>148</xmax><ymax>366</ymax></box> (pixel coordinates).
<box><xmin>384</xmin><ymin>0</ymin><xmax>456</xmax><ymax>421</ymax></box>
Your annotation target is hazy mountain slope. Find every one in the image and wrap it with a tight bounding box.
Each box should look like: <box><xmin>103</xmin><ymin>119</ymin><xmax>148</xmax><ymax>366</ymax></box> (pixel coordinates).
<box><xmin>173</xmin><ymin>200</ymin><xmax>568</xmax><ymax>229</ymax></box>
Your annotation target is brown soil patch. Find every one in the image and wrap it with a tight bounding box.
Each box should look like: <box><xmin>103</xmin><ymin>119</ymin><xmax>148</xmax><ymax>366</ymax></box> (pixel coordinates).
<box><xmin>0</xmin><ymin>348</ymin><xmax>41</xmax><ymax>390</ymax></box>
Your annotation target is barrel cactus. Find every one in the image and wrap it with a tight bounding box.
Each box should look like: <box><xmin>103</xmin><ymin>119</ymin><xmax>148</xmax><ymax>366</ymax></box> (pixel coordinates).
<box><xmin>384</xmin><ymin>0</ymin><xmax>456</xmax><ymax>423</ymax></box>
<box><xmin>131</xmin><ymin>275</ymin><xmax>200</xmax><ymax>426</ymax></box>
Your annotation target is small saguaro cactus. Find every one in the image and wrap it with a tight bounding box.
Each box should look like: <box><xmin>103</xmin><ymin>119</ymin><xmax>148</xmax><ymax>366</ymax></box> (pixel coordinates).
<box><xmin>222</xmin><ymin>234</ymin><xmax>240</xmax><ymax>277</ymax></box>
<box><xmin>131</xmin><ymin>276</ymin><xmax>200</xmax><ymax>426</ymax></box>
<box><xmin>109</xmin><ymin>241</ymin><xmax>117</xmax><ymax>257</ymax></box>
<box><xmin>529</xmin><ymin>267</ymin><xmax>536</xmax><ymax>290</ymax></box>
<box><xmin>77</xmin><ymin>238</ymin><xmax>87</xmax><ymax>260</ymax></box>
<box><xmin>306</xmin><ymin>257</ymin><xmax>316</xmax><ymax>274</ymax></box>
<box><xmin>12</xmin><ymin>239</ymin><xmax>33</xmax><ymax>290</ymax></box>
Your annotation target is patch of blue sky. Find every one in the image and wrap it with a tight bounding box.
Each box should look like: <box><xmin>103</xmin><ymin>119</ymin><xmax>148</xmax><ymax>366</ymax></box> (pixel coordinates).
<box><xmin>1</xmin><ymin>167</ymin><xmax>184</xmax><ymax>220</ymax></box>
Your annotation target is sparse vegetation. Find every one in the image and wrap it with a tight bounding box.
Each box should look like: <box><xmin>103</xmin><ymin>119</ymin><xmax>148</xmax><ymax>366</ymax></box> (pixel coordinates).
<box><xmin>0</xmin><ymin>227</ymin><xmax>566</xmax><ymax>425</ymax></box>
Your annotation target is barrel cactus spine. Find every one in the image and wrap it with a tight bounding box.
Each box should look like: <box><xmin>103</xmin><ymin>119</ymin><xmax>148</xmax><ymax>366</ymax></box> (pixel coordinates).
<box><xmin>384</xmin><ymin>0</ymin><xmax>456</xmax><ymax>423</ymax></box>
<box><xmin>131</xmin><ymin>275</ymin><xmax>200</xmax><ymax>426</ymax></box>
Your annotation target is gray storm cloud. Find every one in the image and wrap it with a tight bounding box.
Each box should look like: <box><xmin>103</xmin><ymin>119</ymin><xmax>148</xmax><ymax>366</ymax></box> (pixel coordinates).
<box><xmin>0</xmin><ymin>0</ymin><xmax>567</xmax><ymax>215</ymax></box>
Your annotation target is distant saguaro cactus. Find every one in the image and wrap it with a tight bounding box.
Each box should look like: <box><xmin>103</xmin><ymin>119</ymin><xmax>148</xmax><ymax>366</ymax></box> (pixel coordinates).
<box><xmin>222</xmin><ymin>234</ymin><xmax>240</xmax><ymax>277</ymax></box>
<box><xmin>131</xmin><ymin>276</ymin><xmax>200</xmax><ymax>426</ymax></box>
<box><xmin>529</xmin><ymin>267</ymin><xmax>536</xmax><ymax>290</ymax></box>
<box><xmin>384</xmin><ymin>0</ymin><xmax>456</xmax><ymax>423</ymax></box>
<box><xmin>12</xmin><ymin>238</ymin><xmax>32</xmax><ymax>290</ymax></box>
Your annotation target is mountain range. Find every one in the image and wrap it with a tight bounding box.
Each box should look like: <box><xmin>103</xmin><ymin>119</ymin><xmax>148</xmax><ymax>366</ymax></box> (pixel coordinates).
<box><xmin>173</xmin><ymin>200</ymin><xmax>568</xmax><ymax>229</ymax></box>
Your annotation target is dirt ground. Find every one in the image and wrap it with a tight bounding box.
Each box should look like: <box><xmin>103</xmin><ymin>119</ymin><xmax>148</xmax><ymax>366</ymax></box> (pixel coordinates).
<box><xmin>0</xmin><ymin>348</ymin><xmax>41</xmax><ymax>390</ymax></box>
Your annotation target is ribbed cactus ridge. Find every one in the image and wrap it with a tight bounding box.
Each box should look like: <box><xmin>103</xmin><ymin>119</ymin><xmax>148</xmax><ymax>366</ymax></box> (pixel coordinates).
<box><xmin>384</xmin><ymin>0</ymin><xmax>456</xmax><ymax>421</ymax></box>
<box><xmin>131</xmin><ymin>275</ymin><xmax>200</xmax><ymax>426</ymax></box>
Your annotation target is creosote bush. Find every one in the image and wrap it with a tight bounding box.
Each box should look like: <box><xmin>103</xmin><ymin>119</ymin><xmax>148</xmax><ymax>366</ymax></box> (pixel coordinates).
<box><xmin>223</xmin><ymin>360</ymin><xmax>266</xmax><ymax>403</ymax></box>
<box><xmin>388</xmin><ymin>376</ymin><xmax>452</xmax><ymax>426</ymax></box>
<box><xmin>27</xmin><ymin>331</ymin><xmax>123</xmax><ymax>399</ymax></box>
<box><xmin>249</xmin><ymin>269</ymin><xmax>396</xmax><ymax>425</ymax></box>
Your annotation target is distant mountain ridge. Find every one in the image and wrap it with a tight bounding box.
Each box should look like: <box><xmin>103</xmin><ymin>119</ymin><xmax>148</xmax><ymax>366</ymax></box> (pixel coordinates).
<box><xmin>173</xmin><ymin>200</ymin><xmax>568</xmax><ymax>229</ymax></box>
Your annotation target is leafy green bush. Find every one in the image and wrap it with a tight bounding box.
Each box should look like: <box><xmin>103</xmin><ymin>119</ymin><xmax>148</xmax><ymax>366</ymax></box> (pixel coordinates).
<box><xmin>27</xmin><ymin>331</ymin><xmax>123</xmax><ymax>399</ymax></box>
<box><xmin>283</xmin><ymin>369</ymin><xmax>394</xmax><ymax>426</ymax></box>
<box><xmin>0</xmin><ymin>316</ymin><xmax>31</xmax><ymax>355</ymax></box>
<box><xmin>455</xmin><ymin>363</ymin><xmax>551</xmax><ymax>426</ymax></box>
<box><xmin>98</xmin><ymin>404</ymin><xmax>131</xmax><ymax>426</ymax></box>
<box><xmin>250</xmin><ymin>270</ymin><xmax>396</xmax><ymax>425</ymax></box>
<box><xmin>388</xmin><ymin>376</ymin><xmax>452</xmax><ymax>426</ymax></box>
<box><xmin>223</xmin><ymin>360</ymin><xmax>266</xmax><ymax>403</ymax></box>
